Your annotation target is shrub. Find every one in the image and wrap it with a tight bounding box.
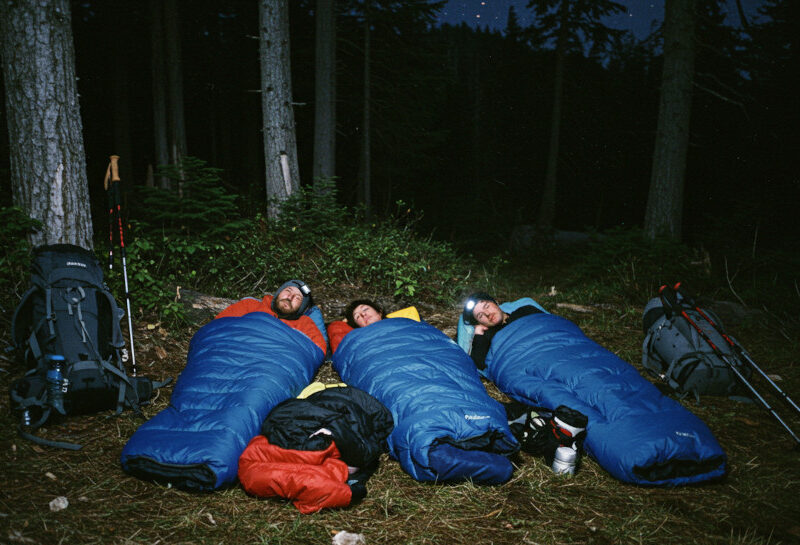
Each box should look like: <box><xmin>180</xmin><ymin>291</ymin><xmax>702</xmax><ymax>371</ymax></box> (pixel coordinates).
<box><xmin>113</xmin><ymin>174</ymin><xmax>472</xmax><ymax>322</ymax></box>
<box><xmin>0</xmin><ymin>207</ymin><xmax>40</xmax><ymax>313</ymax></box>
<box><xmin>572</xmin><ymin>227</ymin><xmax>712</xmax><ymax>302</ymax></box>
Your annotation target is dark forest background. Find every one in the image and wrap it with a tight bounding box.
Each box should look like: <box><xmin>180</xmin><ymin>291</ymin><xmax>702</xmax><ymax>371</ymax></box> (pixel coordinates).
<box><xmin>0</xmin><ymin>0</ymin><xmax>797</xmax><ymax>252</ymax></box>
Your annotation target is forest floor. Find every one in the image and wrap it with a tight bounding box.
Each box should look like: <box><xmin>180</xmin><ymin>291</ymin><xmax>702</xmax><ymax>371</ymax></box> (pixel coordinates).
<box><xmin>1</xmin><ymin>256</ymin><xmax>799</xmax><ymax>545</ymax></box>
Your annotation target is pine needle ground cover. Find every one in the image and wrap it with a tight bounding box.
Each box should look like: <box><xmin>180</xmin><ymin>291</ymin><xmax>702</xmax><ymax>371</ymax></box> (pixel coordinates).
<box><xmin>2</xmin><ymin>252</ymin><xmax>799</xmax><ymax>545</ymax></box>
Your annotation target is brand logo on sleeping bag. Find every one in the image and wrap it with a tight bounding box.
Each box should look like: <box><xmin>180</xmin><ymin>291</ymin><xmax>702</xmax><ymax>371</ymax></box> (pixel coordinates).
<box><xmin>66</xmin><ymin>261</ymin><xmax>87</xmax><ymax>268</ymax></box>
<box><xmin>465</xmin><ymin>414</ymin><xmax>490</xmax><ymax>420</ymax></box>
<box><xmin>675</xmin><ymin>431</ymin><xmax>694</xmax><ymax>438</ymax></box>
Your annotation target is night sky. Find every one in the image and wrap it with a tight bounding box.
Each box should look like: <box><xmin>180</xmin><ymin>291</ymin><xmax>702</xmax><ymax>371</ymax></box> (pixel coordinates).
<box><xmin>438</xmin><ymin>0</ymin><xmax>768</xmax><ymax>38</ymax></box>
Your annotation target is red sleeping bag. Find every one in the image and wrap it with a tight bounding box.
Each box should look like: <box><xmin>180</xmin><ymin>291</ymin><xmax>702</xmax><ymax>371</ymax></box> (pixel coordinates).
<box><xmin>239</xmin><ymin>436</ymin><xmax>352</xmax><ymax>514</ymax></box>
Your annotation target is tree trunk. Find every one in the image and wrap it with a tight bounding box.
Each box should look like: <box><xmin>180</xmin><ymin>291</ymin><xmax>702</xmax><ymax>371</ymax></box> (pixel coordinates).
<box><xmin>113</xmin><ymin>44</ymin><xmax>134</xmax><ymax>185</ymax></box>
<box><xmin>259</xmin><ymin>0</ymin><xmax>301</xmax><ymax>218</ymax></box>
<box><xmin>1</xmin><ymin>0</ymin><xmax>94</xmax><ymax>248</ymax></box>
<box><xmin>150</xmin><ymin>0</ymin><xmax>170</xmax><ymax>189</ymax></box>
<box><xmin>313</xmin><ymin>0</ymin><xmax>336</xmax><ymax>189</ymax></box>
<box><xmin>537</xmin><ymin>6</ymin><xmax>568</xmax><ymax>231</ymax></box>
<box><xmin>164</xmin><ymin>0</ymin><xmax>187</xmax><ymax>174</ymax></box>
<box><xmin>358</xmin><ymin>10</ymin><xmax>372</xmax><ymax>217</ymax></box>
<box><xmin>644</xmin><ymin>0</ymin><xmax>696</xmax><ymax>241</ymax></box>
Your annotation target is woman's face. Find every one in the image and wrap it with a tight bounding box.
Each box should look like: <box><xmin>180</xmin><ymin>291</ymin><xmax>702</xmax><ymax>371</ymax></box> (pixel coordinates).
<box><xmin>353</xmin><ymin>304</ymin><xmax>383</xmax><ymax>328</ymax></box>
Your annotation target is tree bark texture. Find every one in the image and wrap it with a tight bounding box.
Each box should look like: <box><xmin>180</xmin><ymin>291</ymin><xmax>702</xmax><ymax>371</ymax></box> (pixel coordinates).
<box><xmin>259</xmin><ymin>0</ymin><xmax>300</xmax><ymax>217</ymax></box>
<box><xmin>358</xmin><ymin>11</ymin><xmax>371</xmax><ymax>216</ymax></box>
<box><xmin>313</xmin><ymin>0</ymin><xmax>336</xmax><ymax>187</ymax></box>
<box><xmin>537</xmin><ymin>37</ymin><xmax>565</xmax><ymax>230</ymax></box>
<box><xmin>644</xmin><ymin>0</ymin><xmax>696</xmax><ymax>241</ymax></box>
<box><xmin>113</xmin><ymin>43</ymin><xmax>134</xmax><ymax>186</ymax></box>
<box><xmin>150</xmin><ymin>0</ymin><xmax>170</xmax><ymax>188</ymax></box>
<box><xmin>164</xmin><ymin>0</ymin><xmax>187</xmax><ymax>169</ymax></box>
<box><xmin>1</xmin><ymin>0</ymin><xmax>94</xmax><ymax>248</ymax></box>
<box><xmin>536</xmin><ymin>0</ymin><xmax>569</xmax><ymax>231</ymax></box>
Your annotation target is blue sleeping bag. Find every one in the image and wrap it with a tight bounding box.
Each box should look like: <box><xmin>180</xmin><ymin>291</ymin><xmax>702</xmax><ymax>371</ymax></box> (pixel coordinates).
<box><xmin>121</xmin><ymin>312</ymin><xmax>325</xmax><ymax>491</ymax></box>
<box><xmin>332</xmin><ymin>318</ymin><xmax>519</xmax><ymax>484</ymax></box>
<box><xmin>471</xmin><ymin>301</ymin><xmax>727</xmax><ymax>486</ymax></box>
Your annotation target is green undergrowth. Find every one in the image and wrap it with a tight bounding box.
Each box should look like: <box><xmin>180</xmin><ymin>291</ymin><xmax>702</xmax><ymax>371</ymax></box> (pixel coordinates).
<box><xmin>106</xmin><ymin>166</ymin><xmax>471</xmax><ymax>323</ymax></box>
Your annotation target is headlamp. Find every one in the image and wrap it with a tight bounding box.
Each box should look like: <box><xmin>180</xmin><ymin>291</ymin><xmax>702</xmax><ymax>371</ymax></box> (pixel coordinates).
<box><xmin>462</xmin><ymin>292</ymin><xmax>496</xmax><ymax>326</ymax></box>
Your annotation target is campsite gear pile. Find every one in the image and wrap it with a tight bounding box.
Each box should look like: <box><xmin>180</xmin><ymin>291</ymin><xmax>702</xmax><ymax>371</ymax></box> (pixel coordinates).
<box><xmin>9</xmin><ymin>244</ymin><xmax>165</xmax><ymax>449</ymax></box>
<box><xmin>239</xmin><ymin>385</ymin><xmax>393</xmax><ymax>514</ymax></box>
<box><xmin>506</xmin><ymin>402</ymin><xmax>588</xmax><ymax>475</ymax></box>
<box><xmin>643</xmin><ymin>283</ymin><xmax>800</xmax><ymax>446</ymax></box>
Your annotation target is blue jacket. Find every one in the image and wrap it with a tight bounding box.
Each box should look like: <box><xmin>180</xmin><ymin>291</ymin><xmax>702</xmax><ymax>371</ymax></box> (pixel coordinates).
<box><xmin>121</xmin><ymin>311</ymin><xmax>325</xmax><ymax>490</ymax></box>
<box><xmin>486</xmin><ymin>309</ymin><xmax>727</xmax><ymax>486</ymax></box>
<box><xmin>332</xmin><ymin>318</ymin><xmax>518</xmax><ymax>484</ymax></box>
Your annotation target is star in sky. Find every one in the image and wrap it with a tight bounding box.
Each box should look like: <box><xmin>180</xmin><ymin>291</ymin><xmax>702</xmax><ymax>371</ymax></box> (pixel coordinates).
<box><xmin>438</xmin><ymin>0</ymin><xmax>767</xmax><ymax>39</ymax></box>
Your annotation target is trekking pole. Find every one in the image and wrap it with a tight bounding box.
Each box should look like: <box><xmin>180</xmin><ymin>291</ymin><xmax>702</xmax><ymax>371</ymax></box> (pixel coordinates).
<box><xmin>104</xmin><ymin>155</ymin><xmax>138</xmax><ymax>377</ymax></box>
<box><xmin>105</xmin><ymin>161</ymin><xmax>115</xmax><ymax>270</ymax></box>
<box><xmin>659</xmin><ymin>285</ymin><xmax>800</xmax><ymax>445</ymax></box>
<box><xmin>673</xmin><ymin>283</ymin><xmax>800</xmax><ymax>416</ymax></box>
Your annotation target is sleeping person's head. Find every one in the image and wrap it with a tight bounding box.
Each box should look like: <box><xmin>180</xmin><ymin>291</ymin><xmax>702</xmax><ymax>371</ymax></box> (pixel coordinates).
<box><xmin>271</xmin><ymin>279</ymin><xmax>312</xmax><ymax>320</ymax></box>
<box><xmin>345</xmin><ymin>299</ymin><xmax>386</xmax><ymax>328</ymax></box>
<box><xmin>462</xmin><ymin>292</ymin><xmax>506</xmax><ymax>328</ymax></box>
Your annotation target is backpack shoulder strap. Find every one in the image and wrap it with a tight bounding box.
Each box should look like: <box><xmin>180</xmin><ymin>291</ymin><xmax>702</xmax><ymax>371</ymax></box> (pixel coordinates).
<box><xmin>17</xmin><ymin>426</ymin><xmax>82</xmax><ymax>450</ymax></box>
<box><xmin>98</xmin><ymin>289</ymin><xmax>126</xmax><ymax>348</ymax></box>
<box><xmin>11</xmin><ymin>286</ymin><xmax>38</xmax><ymax>349</ymax></box>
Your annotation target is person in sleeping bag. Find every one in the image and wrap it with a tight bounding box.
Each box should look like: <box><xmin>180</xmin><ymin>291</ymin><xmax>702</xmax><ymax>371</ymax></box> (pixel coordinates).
<box><xmin>327</xmin><ymin>299</ymin><xmax>519</xmax><ymax>484</ymax></box>
<box><xmin>345</xmin><ymin>299</ymin><xmax>386</xmax><ymax>328</ymax></box>
<box><xmin>463</xmin><ymin>293</ymin><xmax>589</xmax><ymax>473</ymax></box>
<box><xmin>458</xmin><ymin>292</ymin><xmax>728</xmax><ymax>486</ymax></box>
<box><xmin>120</xmin><ymin>279</ymin><xmax>327</xmax><ymax>491</ymax></box>
<box><xmin>216</xmin><ymin>278</ymin><xmax>329</xmax><ymax>351</ymax></box>
<box><xmin>462</xmin><ymin>292</ymin><xmax>544</xmax><ymax>371</ymax></box>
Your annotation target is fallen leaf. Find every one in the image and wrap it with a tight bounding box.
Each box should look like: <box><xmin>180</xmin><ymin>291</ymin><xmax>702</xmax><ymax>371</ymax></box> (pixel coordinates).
<box><xmin>7</xmin><ymin>530</ymin><xmax>37</xmax><ymax>543</ymax></box>
<box><xmin>146</xmin><ymin>324</ymin><xmax>156</xmax><ymax>330</ymax></box>
<box><xmin>155</xmin><ymin>346</ymin><xmax>167</xmax><ymax>360</ymax></box>
<box><xmin>49</xmin><ymin>496</ymin><xmax>68</xmax><ymax>512</ymax></box>
<box><xmin>205</xmin><ymin>512</ymin><xmax>216</xmax><ymax>525</ymax></box>
<box><xmin>45</xmin><ymin>472</ymin><xmax>57</xmax><ymax>481</ymax></box>
<box><xmin>556</xmin><ymin>303</ymin><xmax>595</xmax><ymax>313</ymax></box>
<box><xmin>332</xmin><ymin>531</ymin><xmax>366</xmax><ymax>545</ymax></box>
<box><xmin>735</xmin><ymin>417</ymin><xmax>760</xmax><ymax>426</ymax></box>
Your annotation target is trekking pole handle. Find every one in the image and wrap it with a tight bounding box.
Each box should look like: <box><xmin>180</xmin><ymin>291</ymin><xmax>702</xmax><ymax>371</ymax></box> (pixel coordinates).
<box><xmin>109</xmin><ymin>155</ymin><xmax>121</xmax><ymax>183</ymax></box>
<box><xmin>659</xmin><ymin>285</ymin><xmax>681</xmax><ymax>319</ymax></box>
